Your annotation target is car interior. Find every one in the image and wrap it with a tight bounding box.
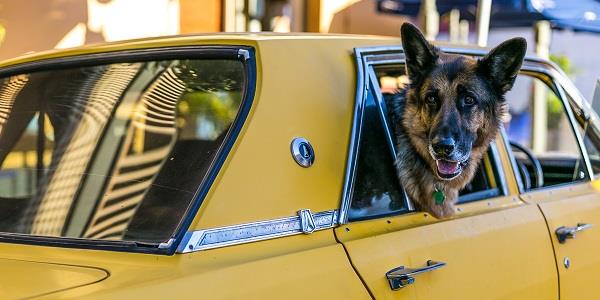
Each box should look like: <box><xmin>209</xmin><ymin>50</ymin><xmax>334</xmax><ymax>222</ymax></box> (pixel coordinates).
<box><xmin>505</xmin><ymin>73</ymin><xmax>589</xmax><ymax>191</ymax></box>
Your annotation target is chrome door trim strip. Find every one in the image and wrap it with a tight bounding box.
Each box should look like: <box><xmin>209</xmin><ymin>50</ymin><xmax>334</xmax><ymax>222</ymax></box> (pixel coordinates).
<box><xmin>177</xmin><ymin>209</ymin><xmax>338</xmax><ymax>253</ymax></box>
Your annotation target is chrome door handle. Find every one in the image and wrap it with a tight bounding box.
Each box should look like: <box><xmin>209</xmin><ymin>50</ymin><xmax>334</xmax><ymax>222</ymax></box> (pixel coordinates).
<box><xmin>555</xmin><ymin>223</ymin><xmax>592</xmax><ymax>243</ymax></box>
<box><xmin>386</xmin><ymin>260</ymin><xmax>446</xmax><ymax>290</ymax></box>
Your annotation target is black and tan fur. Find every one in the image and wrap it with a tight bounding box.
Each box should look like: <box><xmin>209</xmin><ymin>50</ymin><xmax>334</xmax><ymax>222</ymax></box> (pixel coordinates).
<box><xmin>388</xmin><ymin>23</ymin><xmax>526</xmax><ymax>218</ymax></box>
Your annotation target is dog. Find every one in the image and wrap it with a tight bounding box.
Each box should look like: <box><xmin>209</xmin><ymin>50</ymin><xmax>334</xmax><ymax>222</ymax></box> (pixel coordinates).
<box><xmin>386</xmin><ymin>23</ymin><xmax>526</xmax><ymax>218</ymax></box>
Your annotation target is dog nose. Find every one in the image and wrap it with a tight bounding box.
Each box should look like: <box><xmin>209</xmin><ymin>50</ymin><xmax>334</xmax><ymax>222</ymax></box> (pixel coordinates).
<box><xmin>432</xmin><ymin>138</ymin><xmax>455</xmax><ymax>156</ymax></box>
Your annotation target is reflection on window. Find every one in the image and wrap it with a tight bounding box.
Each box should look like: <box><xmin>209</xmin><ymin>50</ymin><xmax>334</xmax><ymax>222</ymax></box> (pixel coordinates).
<box><xmin>0</xmin><ymin>59</ymin><xmax>245</xmax><ymax>244</ymax></box>
<box><xmin>583</xmin><ymin>124</ymin><xmax>600</xmax><ymax>175</ymax></box>
<box><xmin>566</xmin><ymin>94</ymin><xmax>600</xmax><ymax>176</ymax></box>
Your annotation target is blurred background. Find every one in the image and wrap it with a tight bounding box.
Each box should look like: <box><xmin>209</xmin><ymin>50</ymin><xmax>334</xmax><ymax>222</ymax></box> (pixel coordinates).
<box><xmin>0</xmin><ymin>0</ymin><xmax>599</xmax><ymax>104</ymax></box>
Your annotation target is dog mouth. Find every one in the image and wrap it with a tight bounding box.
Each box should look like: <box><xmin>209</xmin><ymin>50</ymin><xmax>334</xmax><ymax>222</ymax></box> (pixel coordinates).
<box><xmin>435</xmin><ymin>159</ymin><xmax>463</xmax><ymax>180</ymax></box>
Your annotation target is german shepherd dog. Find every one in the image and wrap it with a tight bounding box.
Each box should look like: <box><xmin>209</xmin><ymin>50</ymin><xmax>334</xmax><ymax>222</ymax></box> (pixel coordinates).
<box><xmin>387</xmin><ymin>23</ymin><xmax>526</xmax><ymax>218</ymax></box>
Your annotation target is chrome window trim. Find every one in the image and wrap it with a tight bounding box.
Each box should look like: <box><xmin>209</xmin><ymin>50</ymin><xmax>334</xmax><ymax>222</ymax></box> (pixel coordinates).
<box><xmin>338</xmin><ymin>48</ymin><xmax>367</xmax><ymax>225</ymax></box>
<box><xmin>340</xmin><ymin>45</ymin><xmax>593</xmax><ymax>224</ymax></box>
<box><xmin>177</xmin><ymin>209</ymin><xmax>338</xmax><ymax>253</ymax></box>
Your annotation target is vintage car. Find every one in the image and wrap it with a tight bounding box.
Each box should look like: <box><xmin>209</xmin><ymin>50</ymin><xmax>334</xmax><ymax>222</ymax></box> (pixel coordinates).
<box><xmin>0</xmin><ymin>33</ymin><xmax>599</xmax><ymax>299</ymax></box>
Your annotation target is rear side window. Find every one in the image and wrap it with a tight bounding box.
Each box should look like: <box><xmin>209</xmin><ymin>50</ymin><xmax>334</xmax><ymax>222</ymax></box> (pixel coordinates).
<box><xmin>0</xmin><ymin>56</ymin><xmax>247</xmax><ymax>245</ymax></box>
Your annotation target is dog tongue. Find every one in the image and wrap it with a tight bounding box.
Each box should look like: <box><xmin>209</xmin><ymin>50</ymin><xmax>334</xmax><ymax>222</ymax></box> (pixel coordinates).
<box><xmin>436</xmin><ymin>160</ymin><xmax>459</xmax><ymax>175</ymax></box>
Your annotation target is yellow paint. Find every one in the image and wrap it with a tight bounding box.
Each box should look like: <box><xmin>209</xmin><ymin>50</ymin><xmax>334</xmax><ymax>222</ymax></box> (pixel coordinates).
<box><xmin>0</xmin><ymin>231</ymin><xmax>368</xmax><ymax>299</ymax></box>
<box><xmin>335</xmin><ymin>136</ymin><xmax>557</xmax><ymax>299</ymax></box>
<box><xmin>0</xmin><ymin>258</ymin><xmax>107</xmax><ymax>299</ymax></box>
<box><xmin>337</xmin><ymin>201</ymin><xmax>558</xmax><ymax>299</ymax></box>
<box><xmin>0</xmin><ymin>34</ymin><xmax>396</xmax><ymax>298</ymax></box>
<box><xmin>482</xmin><ymin>153</ymin><xmax>497</xmax><ymax>188</ymax></box>
<box><xmin>190</xmin><ymin>36</ymin><xmax>394</xmax><ymax>230</ymax></box>
<box><xmin>527</xmin><ymin>181</ymin><xmax>600</xmax><ymax>300</ymax></box>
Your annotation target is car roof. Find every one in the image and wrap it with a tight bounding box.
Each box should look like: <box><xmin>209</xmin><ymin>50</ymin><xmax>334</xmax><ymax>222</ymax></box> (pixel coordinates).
<box><xmin>0</xmin><ymin>32</ymin><xmax>543</xmax><ymax>71</ymax></box>
<box><xmin>0</xmin><ymin>33</ymin><xmax>398</xmax><ymax>67</ymax></box>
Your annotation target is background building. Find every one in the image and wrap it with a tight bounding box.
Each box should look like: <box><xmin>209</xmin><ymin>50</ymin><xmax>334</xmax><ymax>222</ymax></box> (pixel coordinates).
<box><xmin>0</xmin><ymin>0</ymin><xmax>599</xmax><ymax>103</ymax></box>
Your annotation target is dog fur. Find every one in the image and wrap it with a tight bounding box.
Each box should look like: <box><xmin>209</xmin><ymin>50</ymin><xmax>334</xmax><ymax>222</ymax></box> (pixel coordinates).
<box><xmin>387</xmin><ymin>23</ymin><xmax>526</xmax><ymax>218</ymax></box>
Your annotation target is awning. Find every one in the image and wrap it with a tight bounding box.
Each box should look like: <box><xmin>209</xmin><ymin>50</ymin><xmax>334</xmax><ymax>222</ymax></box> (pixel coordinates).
<box><xmin>377</xmin><ymin>0</ymin><xmax>600</xmax><ymax>32</ymax></box>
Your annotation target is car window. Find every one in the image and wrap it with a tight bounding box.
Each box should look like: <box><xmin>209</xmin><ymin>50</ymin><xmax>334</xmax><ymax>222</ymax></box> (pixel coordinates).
<box><xmin>347</xmin><ymin>64</ymin><xmax>504</xmax><ymax>221</ymax></box>
<box><xmin>564</xmin><ymin>94</ymin><xmax>600</xmax><ymax>176</ymax></box>
<box><xmin>582</xmin><ymin>122</ymin><xmax>600</xmax><ymax>175</ymax></box>
<box><xmin>348</xmin><ymin>84</ymin><xmax>409</xmax><ymax>221</ymax></box>
<box><xmin>0</xmin><ymin>58</ymin><xmax>246</xmax><ymax>244</ymax></box>
<box><xmin>505</xmin><ymin>73</ymin><xmax>587</xmax><ymax>190</ymax></box>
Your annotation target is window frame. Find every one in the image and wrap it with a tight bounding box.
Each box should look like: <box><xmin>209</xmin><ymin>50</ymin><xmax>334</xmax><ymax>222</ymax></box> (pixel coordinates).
<box><xmin>339</xmin><ymin>46</ymin><xmax>512</xmax><ymax>224</ymax></box>
<box><xmin>0</xmin><ymin>46</ymin><xmax>257</xmax><ymax>255</ymax></box>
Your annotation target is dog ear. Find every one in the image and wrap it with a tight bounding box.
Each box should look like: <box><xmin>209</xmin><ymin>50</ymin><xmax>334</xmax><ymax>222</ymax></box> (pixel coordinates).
<box><xmin>478</xmin><ymin>38</ymin><xmax>527</xmax><ymax>94</ymax></box>
<box><xmin>400</xmin><ymin>23</ymin><xmax>438</xmax><ymax>85</ymax></box>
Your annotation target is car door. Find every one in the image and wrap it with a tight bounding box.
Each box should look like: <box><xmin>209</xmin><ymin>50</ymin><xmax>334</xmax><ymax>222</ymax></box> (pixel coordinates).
<box><xmin>505</xmin><ymin>62</ymin><xmax>600</xmax><ymax>300</ymax></box>
<box><xmin>335</xmin><ymin>48</ymin><xmax>558</xmax><ymax>299</ymax></box>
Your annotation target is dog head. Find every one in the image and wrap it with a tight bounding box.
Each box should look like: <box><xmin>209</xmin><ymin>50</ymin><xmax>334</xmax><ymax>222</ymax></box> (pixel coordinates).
<box><xmin>400</xmin><ymin>23</ymin><xmax>526</xmax><ymax>182</ymax></box>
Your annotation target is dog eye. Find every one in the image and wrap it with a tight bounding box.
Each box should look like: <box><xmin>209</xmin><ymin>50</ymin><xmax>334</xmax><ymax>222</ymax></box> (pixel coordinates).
<box><xmin>426</xmin><ymin>95</ymin><xmax>437</xmax><ymax>105</ymax></box>
<box><xmin>464</xmin><ymin>96</ymin><xmax>475</xmax><ymax>105</ymax></box>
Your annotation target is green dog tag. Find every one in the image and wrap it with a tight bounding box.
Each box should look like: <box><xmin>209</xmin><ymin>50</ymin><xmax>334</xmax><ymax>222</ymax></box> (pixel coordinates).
<box><xmin>433</xmin><ymin>190</ymin><xmax>445</xmax><ymax>205</ymax></box>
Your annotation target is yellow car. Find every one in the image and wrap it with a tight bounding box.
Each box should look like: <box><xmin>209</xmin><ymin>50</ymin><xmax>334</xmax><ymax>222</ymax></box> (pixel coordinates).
<box><xmin>0</xmin><ymin>33</ymin><xmax>599</xmax><ymax>299</ymax></box>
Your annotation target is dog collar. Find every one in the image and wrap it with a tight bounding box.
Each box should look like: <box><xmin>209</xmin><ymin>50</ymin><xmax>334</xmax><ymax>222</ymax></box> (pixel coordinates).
<box><xmin>433</xmin><ymin>185</ymin><xmax>445</xmax><ymax>205</ymax></box>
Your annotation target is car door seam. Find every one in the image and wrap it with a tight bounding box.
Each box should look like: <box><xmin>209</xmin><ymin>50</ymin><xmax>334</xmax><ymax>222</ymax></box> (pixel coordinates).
<box><xmin>535</xmin><ymin>203</ymin><xmax>562</xmax><ymax>300</ymax></box>
<box><xmin>333</xmin><ymin>228</ymin><xmax>375</xmax><ymax>300</ymax></box>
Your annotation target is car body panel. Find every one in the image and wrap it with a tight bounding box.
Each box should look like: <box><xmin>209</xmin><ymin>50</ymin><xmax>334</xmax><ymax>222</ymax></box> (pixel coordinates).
<box><xmin>336</xmin><ymin>133</ymin><xmax>558</xmax><ymax>299</ymax></box>
<box><xmin>188</xmin><ymin>37</ymin><xmax>396</xmax><ymax>231</ymax></box>
<box><xmin>0</xmin><ymin>34</ymin><xmax>396</xmax><ymax>298</ymax></box>
<box><xmin>10</xmin><ymin>231</ymin><xmax>368</xmax><ymax>299</ymax></box>
<box><xmin>526</xmin><ymin>181</ymin><xmax>600</xmax><ymax>300</ymax></box>
<box><xmin>336</xmin><ymin>202</ymin><xmax>558</xmax><ymax>299</ymax></box>
<box><xmin>0</xmin><ymin>258</ymin><xmax>108</xmax><ymax>299</ymax></box>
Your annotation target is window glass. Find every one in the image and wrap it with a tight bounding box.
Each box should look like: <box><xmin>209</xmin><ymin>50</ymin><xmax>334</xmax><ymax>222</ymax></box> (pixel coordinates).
<box><xmin>348</xmin><ymin>88</ymin><xmax>408</xmax><ymax>221</ymax></box>
<box><xmin>505</xmin><ymin>74</ymin><xmax>586</xmax><ymax>190</ymax></box>
<box><xmin>0</xmin><ymin>58</ymin><xmax>245</xmax><ymax>244</ymax></box>
<box><xmin>564</xmin><ymin>93</ymin><xmax>600</xmax><ymax>176</ymax></box>
<box><xmin>582</xmin><ymin>122</ymin><xmax>600</xmax><ymax>175</ymax></box>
